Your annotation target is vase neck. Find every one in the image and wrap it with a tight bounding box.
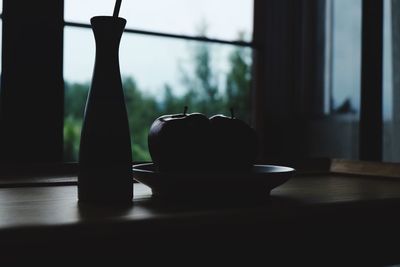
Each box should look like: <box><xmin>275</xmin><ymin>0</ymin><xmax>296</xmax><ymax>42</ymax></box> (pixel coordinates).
<box><xmin>91</xmin><ymin>16</ymin><xmax>126</xmax><ymax>54</ymax></box>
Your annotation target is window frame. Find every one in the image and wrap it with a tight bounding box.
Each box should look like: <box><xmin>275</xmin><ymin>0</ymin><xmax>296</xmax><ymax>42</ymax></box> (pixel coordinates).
<box><xmin>359</xmin><ymin>0</ymin><xmax>384</xmax><ymax>161</ymax></box>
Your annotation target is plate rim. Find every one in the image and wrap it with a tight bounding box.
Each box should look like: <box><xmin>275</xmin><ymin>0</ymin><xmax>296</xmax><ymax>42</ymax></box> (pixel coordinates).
<box><xmin>132</xmin><ymin>162</ymin><xmax>296</xmax><ymax>175</ymax></box>
<box><xmin>132</xmin><ymin>162</ymin><xmax>295</xmax><ymax>198</ymax></box>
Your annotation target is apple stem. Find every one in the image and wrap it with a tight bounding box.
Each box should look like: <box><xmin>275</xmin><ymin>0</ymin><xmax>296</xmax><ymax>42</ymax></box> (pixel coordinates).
<box><xmin>230</xmin><ymin>108</ymin><xmax>235</xmax><ymax>119</ymax></box>
<box><xmin>183</xmin><ymin>106</ymin><xmax>188</xmax><ymax>115</ymax></box>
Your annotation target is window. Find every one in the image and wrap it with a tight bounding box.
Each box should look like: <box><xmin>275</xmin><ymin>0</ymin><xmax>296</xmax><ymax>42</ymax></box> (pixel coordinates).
<box><xmin>383</xmin><ymin>0</ymin><xmax>400</xmax><ymax>162</ymax></box>
<box><xmin>0</xmin><ymin>0</ymin><xmax>3</xmax><ymax>75</ymax></box>
<box><xmin>318</xmin><ymin>0</ymin><xmax>386</xmax><ymax>161</ymax></box>
<box><xmin>0</xmin><ymin>0</ymin><xmax>392</xmax><ymax>164</ymax></box>
<box><xmin>63</xmin><ymin>0</ymin><xmax>254</xmax><ymax>162</ymax></box>
<box><xmin>307</xmin><ymin>0</ymin><xmax>362</xmax><ymax>159</ymax></box>
<box><xmin>254</xmin><ymin>0</ymin><xmax>386</xmax><ymax>162</ymax></box>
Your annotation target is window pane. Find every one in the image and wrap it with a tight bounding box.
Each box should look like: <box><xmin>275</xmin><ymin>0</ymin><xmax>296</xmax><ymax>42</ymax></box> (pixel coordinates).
<box><xmin>64</xmin><ymin>26</ymin><xmax>253</xmax><ymax>161</ymax></box>
<box><xmin>306</xmin><ymin>0</ymin><xmax>361</xmax><ymax>159</ymax></box>
<box><xmin>0</xmin><ymin>0</ymin><xmax>2</xmax><ymax>75</ymax></box>
<box><xmin>64</xmin><ymin>0</ymin><xmax>253</xmax><ymax>41</ymax></box>
<box><xmin>329</xmin><ymin>0</ymin><xmax>361</xmax><ymax>116</ymax></box>
<box><xmin>383</xmin><ymin>0</ymin><xmax>399</xmax><ymax>162</ymax></box>
<box><xmin>0</xmin><ymin>20</ymin><xmax>2</xmax><ymax>75</ymax></box>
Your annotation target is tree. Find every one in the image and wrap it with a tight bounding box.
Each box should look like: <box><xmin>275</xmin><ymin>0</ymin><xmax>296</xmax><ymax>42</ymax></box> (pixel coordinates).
<box><xmin>64</xmin><ymin>81</ymin><xmax>90</xmax><ymax>119</ymax></box>
<box><xmin>225</xmin><ymin>45</ymin><xmax>252</xmax><ymax>123</ymax></box>
<box><xmin>63</xmin><ymin>30</ymin><xmax>252</xmax><ymax>162</ymax></box>
<box><xmin>123</xmin><ymin>77</ymin><xmax>160</xmax><ymax>161</ymax></box>
<box><xmin>64</xmin><ymin>81</ymin><xmax>89</xmax><ymax>161</ymax></box>
<box><xmin>179</xmin><ymin>25</ymin><xmax>225</xmax><ymax>116</ymax></box>
<box><xmin>63</xmin><ymin>77</ymin><xmax>160</xmax><ymax>162</ymax></box>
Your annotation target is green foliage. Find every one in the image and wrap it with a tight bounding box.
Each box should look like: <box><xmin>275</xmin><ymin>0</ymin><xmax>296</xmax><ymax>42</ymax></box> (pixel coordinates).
<box><xmin>63</xmin><ymin>81</ymin><xmax>89</xmax><ymax>162</ymax></box>
<box><xmin>63</xmin><ymin>37</ymin><xmax>252</xmax><ymax>162</ymax></box>
<box><xmin>123</xmin><ymin>76</ymin><xmax>160</xmax><ymax>162</ymax></box>
<box><xmin>180</xmin><ymin>41</ymin><xmax>224</xmax><ymax>116</ymax></box>
<box><xmin>226</xmin><ymin>46</ymin><xmax>252</xmax><ymax>123</ymax></box>
<box><xmin>63</xmin><ymin>116</ymin><xmax>82</xmax><ymax>162</ymax></box>
<box><xmin>64</xmin><ymin>82</ymin><xmax>90</xmax><ymax>118</ymax></box>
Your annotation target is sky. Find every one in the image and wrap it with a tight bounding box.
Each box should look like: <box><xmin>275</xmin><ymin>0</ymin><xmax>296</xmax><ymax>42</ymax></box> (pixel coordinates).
<box><xmin>63</xmin><ymin>0</ymin><xmax>254</xmax><ymax>99</ymax></box>
<box><xmin>64</xmin><ymin>0</ymin><xmax>254</xmax><ymax>41</ymax></box>
<box><xmin>330</xmin><ymin>0</ymin><xmax>393</xmax><ymax>119</ymax></box>
<box><xmin>383</xmin><ymin>0</ymin><xmax>393</xmax><ymax>120</ymax></box>
<box><xmin>332</xmin><ymin>0</ymin><xmax>392</xmax><ymax>119</ymax></box>
<box><xmin>330</xmin><ymin>0</ymin><xmax>362</xmax><ymax>113</ymax></box>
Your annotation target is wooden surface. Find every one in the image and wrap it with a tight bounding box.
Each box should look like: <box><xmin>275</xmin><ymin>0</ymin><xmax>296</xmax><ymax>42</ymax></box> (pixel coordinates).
<box><xmin>331</xmin><ymin>158</ymin><xmax>400</xmax><ymax>178</ymax></box>
<box><xmin>0</xmin><ymin>175</ymin><xmax>400</xmax><ymax>230</ymax></box>
<box><xmin>1</xmin><ymin>170</ymin><xmax>400</xmax><ymax>265</ymax></box>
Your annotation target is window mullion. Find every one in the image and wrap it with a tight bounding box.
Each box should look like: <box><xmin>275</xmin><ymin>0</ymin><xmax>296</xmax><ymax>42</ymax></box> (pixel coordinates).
<box><xmin>359</xmin><ymin>0</ymin><xmax>384</xmax><ymax>161</ymax></box>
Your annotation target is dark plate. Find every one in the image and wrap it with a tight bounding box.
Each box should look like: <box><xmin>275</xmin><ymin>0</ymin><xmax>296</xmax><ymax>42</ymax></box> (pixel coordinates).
<box><xmin>132</xmin><ymin>163</ymin><xmax>295</xmax><ymax>199</ymax></box>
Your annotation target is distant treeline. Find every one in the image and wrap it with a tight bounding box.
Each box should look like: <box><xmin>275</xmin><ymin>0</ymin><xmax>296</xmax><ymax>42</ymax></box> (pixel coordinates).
<box><xmin>64</xmin><ymin>43</ymin><xmax>252</xmax><ymax>162</ymax></box>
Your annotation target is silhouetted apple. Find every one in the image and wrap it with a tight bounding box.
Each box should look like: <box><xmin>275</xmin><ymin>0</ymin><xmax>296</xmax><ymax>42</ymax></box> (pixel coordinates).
<box><xmin>209</xmin><ymin>109</ymin><xmax>258</xmax><ymax>172</ymax></box>
<box><xmin>148</xmin><ymin>107</ymin><xmax>212</xmax><ymax>172</ymax></box>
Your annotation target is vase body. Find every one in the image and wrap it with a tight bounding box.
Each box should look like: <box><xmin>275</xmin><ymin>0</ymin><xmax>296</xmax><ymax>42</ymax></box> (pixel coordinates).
<box><xmin>78</xmin><ymin>16</ymin><xmax>133</xmax><ymax>202</ymax></box>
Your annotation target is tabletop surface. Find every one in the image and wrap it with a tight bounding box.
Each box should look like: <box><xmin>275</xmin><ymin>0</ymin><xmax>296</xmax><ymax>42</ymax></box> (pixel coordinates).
<box><xmin>2</xmin><ymin>170</ymin><xmax>400</xmax><ymax>265</ymax></box>
<box><xmin>0</xmin><ymin>172</ymin><xmax>400</xmax><ymax>231</ymax></box>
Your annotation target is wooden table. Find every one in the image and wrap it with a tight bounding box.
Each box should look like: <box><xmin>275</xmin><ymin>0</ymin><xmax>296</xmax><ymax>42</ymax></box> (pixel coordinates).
<box><xmin>1</xmin><ymin>160</ymin><xmax>400</xmax><ymax>266</ymax></box>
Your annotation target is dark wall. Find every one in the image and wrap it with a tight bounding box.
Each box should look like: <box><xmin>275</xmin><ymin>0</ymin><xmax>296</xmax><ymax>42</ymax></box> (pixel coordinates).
<box><xmin>0</xmin><ymin>0</ymin><xmax>64</xmax><ymax>163</ymax></box>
